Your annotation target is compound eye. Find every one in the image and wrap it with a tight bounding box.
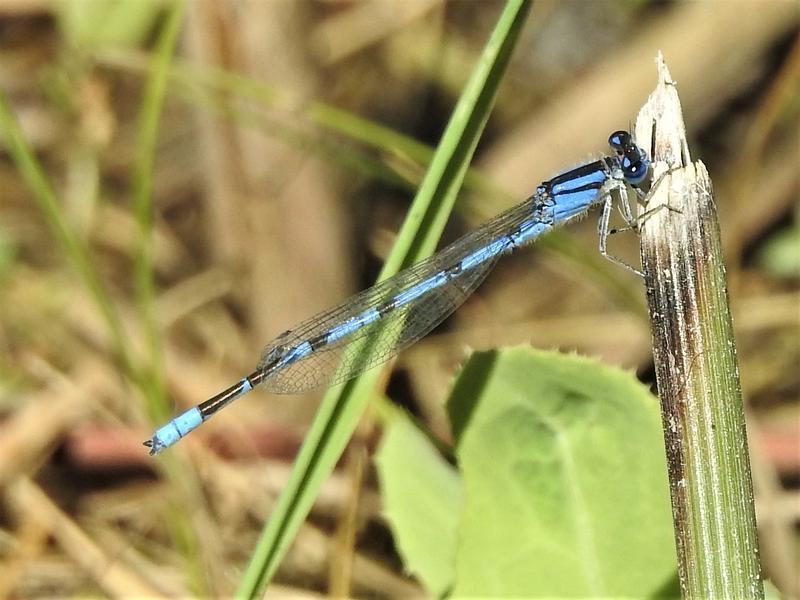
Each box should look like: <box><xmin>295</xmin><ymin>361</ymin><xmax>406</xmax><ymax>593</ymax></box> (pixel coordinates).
<box><xmin>622</xmin><ymin>150</ymin><xmax>649</xmax><ymax>184</ymax></box>
<box><xmin>608</xmin><ymin>130</ymin><xmax>632</xmax><ymax>152</ymax></box>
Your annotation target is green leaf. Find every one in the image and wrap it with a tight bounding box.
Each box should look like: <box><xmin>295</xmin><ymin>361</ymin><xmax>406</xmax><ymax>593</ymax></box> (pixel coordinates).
<box><xmin>235</xmin><ymin>2</ymin><xmax>532</xmax><ymax>596</ymax></box>
<box><xmin>448</xmin><ymin>348</ymin><xmax>676</xmax><ymax>597</ymax></box>
<box><xmin>376</xmin><ymin>411</ymin><xmax>462</xmax><ymax>596</ymax></box>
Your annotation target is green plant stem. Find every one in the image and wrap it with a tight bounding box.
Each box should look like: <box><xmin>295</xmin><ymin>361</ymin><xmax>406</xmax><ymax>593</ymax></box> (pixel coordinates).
<box><xmin>635</xmin><ymin>55</ymin><xmax>763</xmax><ymax>599</ymax></box>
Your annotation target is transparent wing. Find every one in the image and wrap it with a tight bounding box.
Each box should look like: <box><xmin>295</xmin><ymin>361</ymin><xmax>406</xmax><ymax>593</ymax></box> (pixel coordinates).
<box><xmin>260</xmin><ymin>199</ymin><xmax>542</xmax><ymax>394</ymax></box>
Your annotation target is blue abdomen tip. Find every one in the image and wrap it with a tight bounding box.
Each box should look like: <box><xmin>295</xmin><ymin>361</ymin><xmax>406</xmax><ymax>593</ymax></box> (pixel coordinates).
<box><xmin>152</xmin><ymin>407</ymin><xmax>203</xmax><ymax>451</ymax></box>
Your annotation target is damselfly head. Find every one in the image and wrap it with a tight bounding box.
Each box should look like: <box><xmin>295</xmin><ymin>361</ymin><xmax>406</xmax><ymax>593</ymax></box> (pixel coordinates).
<box><xmin>608</xmin><ymin>130</ymin><xmax>649</xmax><ymax>186</ymax></box>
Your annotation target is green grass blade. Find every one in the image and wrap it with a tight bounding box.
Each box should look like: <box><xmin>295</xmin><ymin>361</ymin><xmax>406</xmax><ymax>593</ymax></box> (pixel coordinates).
<box><xmin>0</xmin><ymin>89</ymin><xmax>135</xmax><ymax>378</ymax></box>
<box><xmin>132</xmin><ymin>0</ymin><xmax>185</xmax><ymax>421</ymax></box>
<box><xmin>235</xmin><ymin>1</ymin><xmax>532</xmax><ymax>596</ymax></box>
<box><xmin>97</xmin><ymin>48</ymin><xmax>438</xmax><ymax>170</ymax></box>
<box><xmin>127</xmin><ymin>6</ymin><xmax>215</xmax><ymax>595</ymax></box>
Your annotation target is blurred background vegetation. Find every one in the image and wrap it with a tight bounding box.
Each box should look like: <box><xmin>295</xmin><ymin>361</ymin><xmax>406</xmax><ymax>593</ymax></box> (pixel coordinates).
<box><xmin>0</xmin><ymin>0</ymin><xmax>797</xmax><ymax>597</ymax></box>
